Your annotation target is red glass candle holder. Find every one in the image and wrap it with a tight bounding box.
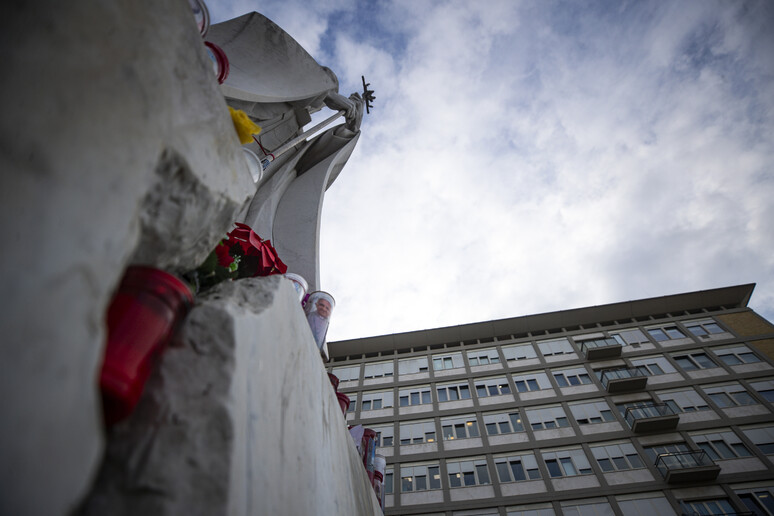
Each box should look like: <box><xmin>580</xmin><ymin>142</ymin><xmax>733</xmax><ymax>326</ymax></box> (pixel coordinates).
<box><xmin>100</xmin><ymin>266</ymin><xmax>194</xmax><ymax>425</ymax></box>
<box><xmin>335</xmin><ymin>392</ymin><xmax>350</xmax><ymax>417</ymax></box>
<box><xmin>328</xmin><ymin>373</ymin><xmax>340</xmax><ymax>392</ymax></box>
<box><xmin>373</xmin><ymin>470</ymin><xmax>384</xmax><ymax>510</ymax></box>
<box><xmin>204</xmin><ymin>41</ymin><xmax>229</xmax><ymax>84</ymax></box>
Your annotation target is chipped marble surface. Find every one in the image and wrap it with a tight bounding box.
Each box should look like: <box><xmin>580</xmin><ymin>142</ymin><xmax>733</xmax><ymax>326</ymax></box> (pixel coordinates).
<box><xmin>80</xmin><ymin>277</ymin><xmax>380</xmax><ymax>516</ymax></box>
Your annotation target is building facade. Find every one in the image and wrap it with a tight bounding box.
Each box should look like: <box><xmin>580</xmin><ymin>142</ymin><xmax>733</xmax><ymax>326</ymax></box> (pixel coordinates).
<box><xmin>328</xmin><ymin>284</ymin><xmax>774</xmax><ymax>515</ymax></box>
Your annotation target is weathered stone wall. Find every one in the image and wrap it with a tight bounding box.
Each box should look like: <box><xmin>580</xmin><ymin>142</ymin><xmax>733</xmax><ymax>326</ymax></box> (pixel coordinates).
<box><xmin>80</xmin><ymin>277</ymin><xmax>381</xmax><ymax>516</ymax></box>
<box><xmin>0</xmin><ymin>1</ymin><xmax>255</xmax><ymax>514</ymax></box>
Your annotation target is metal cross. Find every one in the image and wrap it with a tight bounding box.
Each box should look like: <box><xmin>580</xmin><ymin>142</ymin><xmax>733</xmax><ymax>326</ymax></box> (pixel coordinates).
<box><xmin>361</xmin><ymin>76</ymin><xmax>376</xmax><ymax>114</ymax></box>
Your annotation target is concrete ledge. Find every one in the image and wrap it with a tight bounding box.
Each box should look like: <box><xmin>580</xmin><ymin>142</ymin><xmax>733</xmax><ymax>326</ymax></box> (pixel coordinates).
<box><xmin>449</xmin><ymin>484</ymin><xmax>495</xmax><ymax>502</ymax></box>
<box><xmin>500</xmin><ymin>480</ymin><xmax>547</xmax><ymax>497</ymax></box>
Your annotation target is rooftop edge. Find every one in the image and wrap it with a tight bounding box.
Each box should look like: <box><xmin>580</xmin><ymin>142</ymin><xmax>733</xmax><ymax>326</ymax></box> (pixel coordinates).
<box><xmin>327</xmin><ymin>283</ymin><xmax>756</xmax><ymax>358</ymax></box>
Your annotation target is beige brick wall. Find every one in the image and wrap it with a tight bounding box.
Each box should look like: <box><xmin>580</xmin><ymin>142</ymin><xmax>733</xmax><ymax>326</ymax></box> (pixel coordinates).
<box><xmin>717</xmin><ymin>312</ymin><xmax>774</xmax><ymax>337</ymax></box>
<box><xmin>749</xmin><ymin>338</ymin><xmax>774</xmax><ymax>362</ymax></box>
<box><xmin>717</xmin><ymin>312</ymin><xmax>774</xmax><ymax>363</ymax></box>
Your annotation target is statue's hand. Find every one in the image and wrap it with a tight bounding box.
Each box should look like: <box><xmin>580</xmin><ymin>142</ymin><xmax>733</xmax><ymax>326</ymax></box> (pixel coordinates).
<box><xmin>324</xmin><ymin>91</ymin><xmax>364</xmax><ymax>132</ymax></box>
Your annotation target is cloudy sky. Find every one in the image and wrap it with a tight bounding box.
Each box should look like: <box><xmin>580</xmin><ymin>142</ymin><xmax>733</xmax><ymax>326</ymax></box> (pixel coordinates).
<box><xmin>209</xmin><ymin>0</ymin><xmax>774</xmax><ymax>342</ymax></box>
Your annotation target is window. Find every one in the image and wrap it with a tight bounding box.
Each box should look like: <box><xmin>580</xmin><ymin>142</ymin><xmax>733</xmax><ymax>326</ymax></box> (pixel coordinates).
<box><xmin>483</xmin><ymin>411</ymin><xmax>525</xmax><ymax>435</ymax></box>
<box><xmin>590</xmin><ymin>442</ymin><xmax>644</xmax><ymax>472</ymax></box>
<box><xmin>331</xmin><ymin>365</ymin><xmax>359</xmax><ymax>382</ymax></box>
<box><xmin>541</xmin><ymin>448</ymin><xmax>593</xmax><ymax>477</ymax></box>
<box><xmin>553</xmin><ymin>366</ymin><xmax>593</xmax><ymax>387</ymax></box>
<box><xmin>643</xmin><ymin>443</ymin><xmax>691</xmax><ymax>463</ymax></box>
<box><xmin>401</xmin><ymin>462</ymin><xmax>441</xmax><ymax>492</ymax></box>
<box><xmin>561</xmin><ymin>500</ymin><xmax>614</xmax><ymax>516</ymax></box>
<box><xmin>400</xmin><ymin>420</ymin><xmax>436</xmax><ymax>444</ymax></box>
<box><xmin>364</xmin><ymin>360</ymin><xmax>393</xmax><ymax>379</ymax></box>
<box><xmin>398</xmin><ymin>357</ymin><xmax>429</xmax><ymax>375</ymax></box>
<box><xmin>610</xmin><ymin>328</ymin><xmax>650</xmax><ymax>347</ymax></box>
<box><xmin>691</xmin><ymin>430</ymin><xmax>752</xmax><ymax>459</ymax></box>
<box><xmin>512</xmin><ymin>371</ymin><xmax>552</xmax><ymax>392</ymax></box>
<box><xmin>702</xmin><ymin>383</ymin><xmax>757</xmax><ymax>408</ymax></box>
<box><xmin>506</xmin><ymin>504</ymin><xmax>556</xmax><ymax>516</ymax></box>
<box><xmin>736</xmin><ymin>486</ymin><xmax>774</xmax><ymax>515</ymax></box>
<box><xmin>713</xmin><ymin>344</ymin><xmax>762</xmax><ymax>366</ymax></box>
<box><xmin>630</xmin><ymin>356</ymin><xmax>677</xmax><ymax>376</ymax></box>
<box><xmin>361</xmin><ymin>390</ymin><xmax>393</xmax><ymax>411</ymax></box>
<box><xmin>656</xmin><ymin>388</ymin><xmax>710</xmax><ymax>413</ymax></box>
<box><xmin>446</xmin><ymin>457</ymin><xmax>491</xmax><ymax>487</ymax></box>
<box><xmin>537</xmin><ymin>338</ymin><xmax>574</xmax><ymax>356</ymax></box>
<box><xmin>679</xmin><ymin>499</ymin><xmax>735</xmax><ymax>515</ymax></box>
<box><xmin>432</xmin><ymin>352</ymin><xmax>464</xmax><ymax>371</ymax></box>
<box><xmin>399</xmin><ymin>385</ymin><xmax>432</xmax><ymax>407</ymax></box>
<box><xmin>526</xmin><ymin>405</ymin><xmax>570</xmax><ymax>430</ymax></box>
<box><xmin>467</xmin><ymin>347</ymin><xmax>501</xmax><ymax>366</ymax></box>
<box><xmin>672</xmin><ymin>351</ymin><xmax>719</xmax><ymax>371</ymax></box>
<box><xmin>743</xmin><ymin>425</ymin><xmax>774</xmax><ymax>454</ymax></box>
<box><xmin>617</xmin><ymin>493</ymin><xmax>676</xmax><ymax>516</ymax></box>
<box><xmin>502</xmin><ymin>343</ymin><xmax>538</xmax><ymax>362</ymax></box>
<box><xmin>441</xmin><ymin>415</ymin><xmax>480</xmax><ymax>440</ymax></box>
<box><xmin>646</xmin><ymin>325</ymin><xmax>686</xmax><ymax>342</ymax></box>
<box><xmin>436</xmin><ymin>381</ymin><xmax>471</xmax><ymax>402</ymax></box>
<box><xmin>475</xmin><ymin>376</ymin><xmax>511</xmax><ymax>397</ymax></box>
<box><xmin>384</xmin><ymin>467</ymin><xmax>393</xmax><ymax>494</ymax></box>
<box><xmin>683</xmin><ymin>318</ymin><xmax>726</xmax><ymax>338</ymax></box>
<box><xmin>372</xmin><ymin>424</ymin><xmax>394</xmax><ymax>447</ymax></box>
<box><xmin>347</xmin><ymin>395</ymin><xmax>357</xmax><ymax>413</ymax></box>
<box><xmin>751</xmin><ymin>380</ymin><xmax>774</xmax><ymax>403</ymax></box>
<box><xmin>494</xmin><ymin>452</ymin><xmax>541</xmax><ymax>482</ymax></box>
<box><xmin>569</xmin><ymin>400</ymin><xmax>615</xmax><ymax>425</ymax></box>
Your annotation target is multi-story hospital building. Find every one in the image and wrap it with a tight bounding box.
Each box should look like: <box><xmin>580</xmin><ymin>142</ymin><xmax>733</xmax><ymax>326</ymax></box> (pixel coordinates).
<box><xmin>329</xmin><ymin>284</ymin><xmax>774</xmax><ymax>516</ymax></box>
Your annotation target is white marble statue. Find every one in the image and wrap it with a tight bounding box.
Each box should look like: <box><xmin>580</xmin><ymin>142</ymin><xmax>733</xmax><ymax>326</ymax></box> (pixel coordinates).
<box><xmin>207</xmin><ymin>13</ymin><xmax>365</xmax><ymax>291</ymax></box>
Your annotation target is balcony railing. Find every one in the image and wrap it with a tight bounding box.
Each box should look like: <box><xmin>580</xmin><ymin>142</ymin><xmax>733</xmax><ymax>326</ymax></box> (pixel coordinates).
<box><xmin>599</xmin><ymin>367</ymin><xmax>648</xmax><ymax>393</ymax></box>
<box><xmin>681</xmin><ymin>512</ymin><xmax>753</xmax><ymax>516</ymax></box>
<box><xmin>655</xmin><ymin>450</ymin><xmax>721</xmax><ymax>483</ymax></box>
<box><xmin>625</xmin><ymin>402</ymin><xmax>679</xmax><ymax>433</ymax></box>
<box><xmin>579</xmin><ymin>338</ymin><xmax>622</xmax><ymax>359</ymax></box>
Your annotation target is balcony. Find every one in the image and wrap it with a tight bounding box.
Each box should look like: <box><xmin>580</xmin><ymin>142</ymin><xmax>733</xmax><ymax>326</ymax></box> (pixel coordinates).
<box><xmin>599</xmin><ymin>367</ymin><xmax>647</xmax><ymax>393</ymax></box>
<box><xmin>655</xmin><ymin>450</ymin><xmax>720</xmax><ymax>483</ymax></box>
<box><xmin>624</xmin><ymin>403</ymin><xmax>679</xmax><ymax>433</ymax></box>
<box><xmin>580</xmin><ymin>338</ymin><xmax>622</xmax><ymax>360</ymax></box>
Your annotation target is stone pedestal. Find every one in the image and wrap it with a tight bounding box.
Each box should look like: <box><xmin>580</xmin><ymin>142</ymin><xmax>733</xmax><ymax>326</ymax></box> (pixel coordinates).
<box><xmin>80</xmin><ymin>277</ymin><xmax>381</xmax><ymax>516</ymax></box>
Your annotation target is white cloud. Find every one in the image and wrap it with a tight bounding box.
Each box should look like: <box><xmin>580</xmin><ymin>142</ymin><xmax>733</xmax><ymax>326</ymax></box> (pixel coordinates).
<box><xmin>208</xmin><ymin>0</ymin><xmax>357</xmax><ymax>60</ymax></box>
<box><xmin>211</xmin><ymin>0</ymin><xmax>774</xmax><ymax>340</ymax></box>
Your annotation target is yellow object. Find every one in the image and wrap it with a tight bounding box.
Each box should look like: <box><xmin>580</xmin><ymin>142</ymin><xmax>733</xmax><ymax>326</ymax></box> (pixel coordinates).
<box><xmin>229</xmin><ymin>106</ymin><xmax>262</xmax><ymax>144</ymax></box>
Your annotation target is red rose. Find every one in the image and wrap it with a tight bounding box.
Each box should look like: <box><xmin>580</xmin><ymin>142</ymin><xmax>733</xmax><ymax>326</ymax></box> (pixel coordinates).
<box><xmin>214</xmin><ymin>241</ymin><xmax>234</xmax><ymax>267</ymax></box>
